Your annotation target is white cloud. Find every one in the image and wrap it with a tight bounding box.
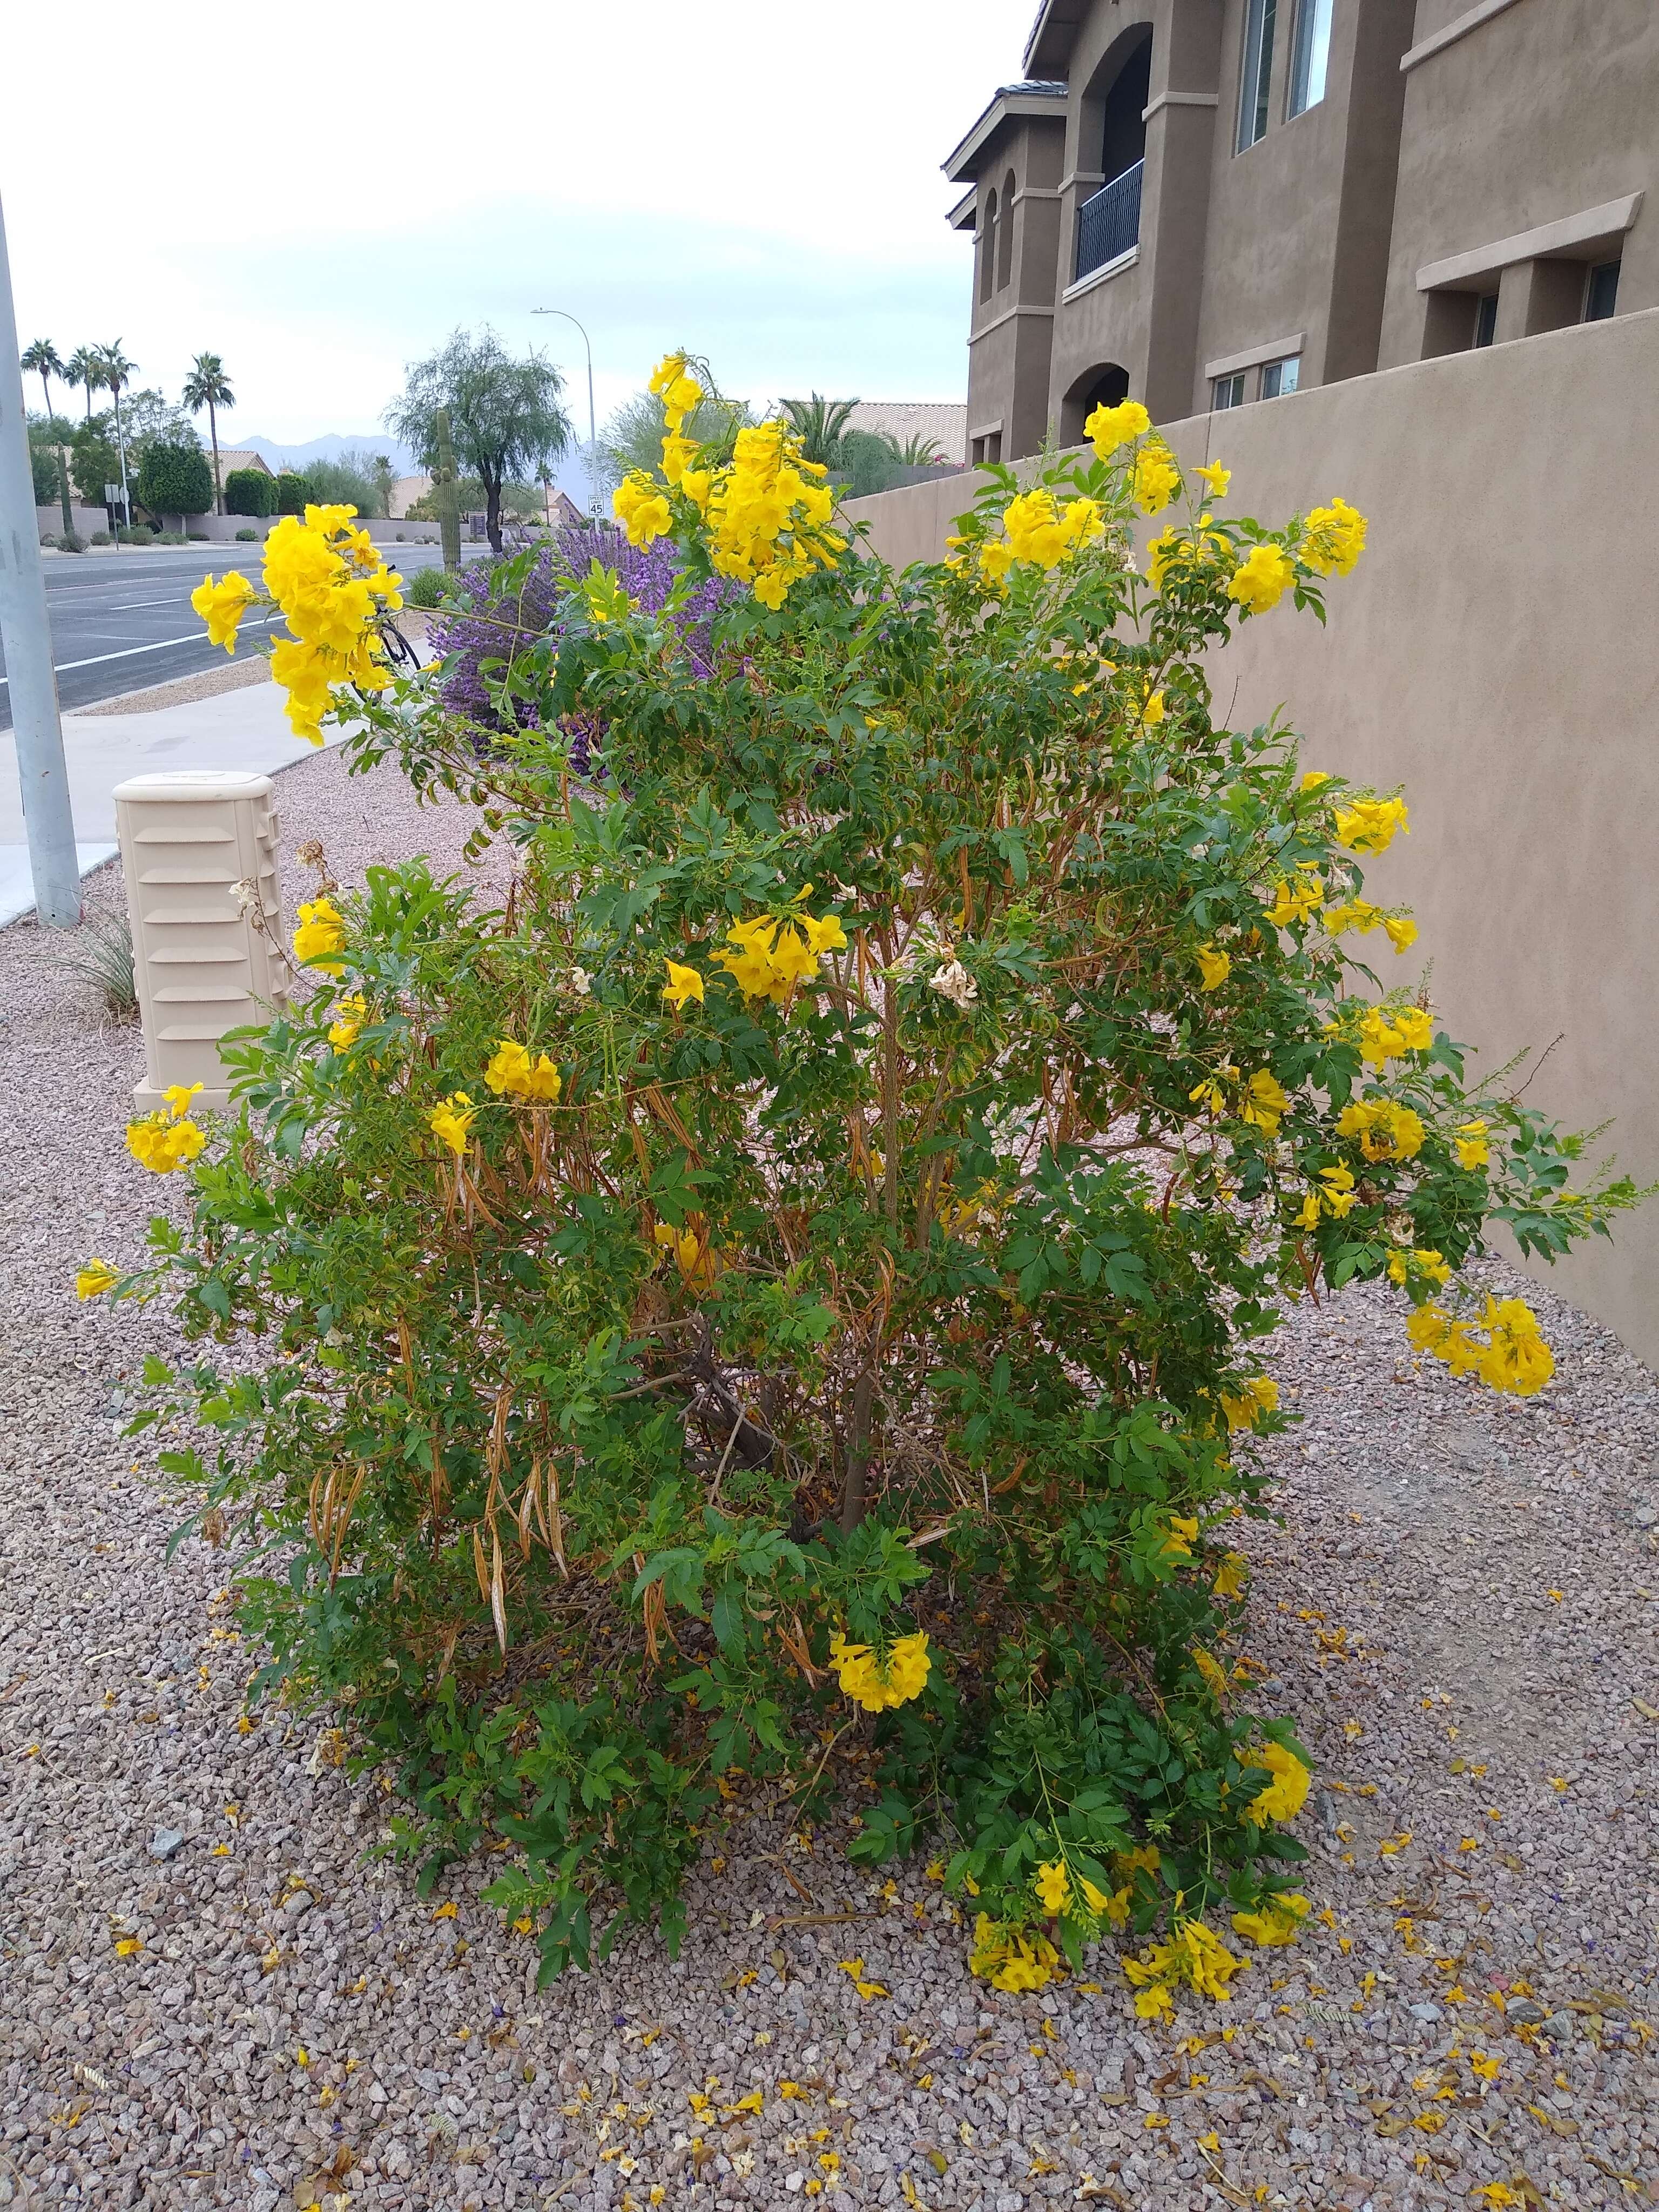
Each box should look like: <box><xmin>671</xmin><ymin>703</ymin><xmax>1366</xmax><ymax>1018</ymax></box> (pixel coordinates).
<box><xmin>4</xmin><ymin>0</ymin><xmax>1021</xmax><ymax>449</ymax></box>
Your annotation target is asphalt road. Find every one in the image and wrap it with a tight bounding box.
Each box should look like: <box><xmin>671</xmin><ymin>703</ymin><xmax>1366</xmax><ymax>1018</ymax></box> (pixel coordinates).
<box><xmin>0</xmin><ymin>542</ymin><xmax>461</xmax><ymax>732</ymax></box>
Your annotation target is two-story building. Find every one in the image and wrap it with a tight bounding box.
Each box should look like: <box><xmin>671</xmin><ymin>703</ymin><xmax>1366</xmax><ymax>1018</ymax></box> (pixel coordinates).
<box><xmin>946</xmin><ymin>0</ymin><xmax>1658</xmax><ymax>461</ymax></box>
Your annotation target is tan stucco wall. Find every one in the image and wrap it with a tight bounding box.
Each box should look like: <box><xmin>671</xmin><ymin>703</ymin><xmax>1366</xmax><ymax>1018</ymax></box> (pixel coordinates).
<box><xmin>1379</xmin><ymin>0</ymin><xmax>1659</xmax><ymax>367</ymax></box>
<box><xmin>842</xmin><ymin>306</ymin><xmax>1659</xmax><ymax>1366</ymax></box>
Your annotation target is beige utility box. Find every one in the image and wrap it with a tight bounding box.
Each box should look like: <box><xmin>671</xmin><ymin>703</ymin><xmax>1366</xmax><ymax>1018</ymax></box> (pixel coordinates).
<box><xmin>114</xmin><ymin>770</ymin><xmax>287</xmax><ymax>1115</ymax></box>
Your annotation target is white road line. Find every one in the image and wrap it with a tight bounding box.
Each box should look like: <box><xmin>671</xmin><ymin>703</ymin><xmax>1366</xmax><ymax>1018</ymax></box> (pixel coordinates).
<box><xmin>0</xmin><ymin>615</ymin><xmax>280</xmax><ymax>687</ymax></box>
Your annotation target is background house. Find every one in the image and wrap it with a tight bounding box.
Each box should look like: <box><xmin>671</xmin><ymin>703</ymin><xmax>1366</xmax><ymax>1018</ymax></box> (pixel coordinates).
<box><xmin>946</xmin><ymin>0</ymin><xmax>1656</xmax><ymax>458</ymax></box>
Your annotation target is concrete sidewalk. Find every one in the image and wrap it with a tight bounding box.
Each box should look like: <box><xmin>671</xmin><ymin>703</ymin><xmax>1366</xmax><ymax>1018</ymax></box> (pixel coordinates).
<box><xmin>0</xmin><ymin>682</ymin><xmax>346</xmax><ymax>927</ymax></box>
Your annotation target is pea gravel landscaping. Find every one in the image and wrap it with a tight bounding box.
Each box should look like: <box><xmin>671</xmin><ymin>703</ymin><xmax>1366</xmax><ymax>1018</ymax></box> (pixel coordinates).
<box><xmin>2</xmin><ymin>743</ymin><xmax>1657</xmax><ymax>2212</ymax></box>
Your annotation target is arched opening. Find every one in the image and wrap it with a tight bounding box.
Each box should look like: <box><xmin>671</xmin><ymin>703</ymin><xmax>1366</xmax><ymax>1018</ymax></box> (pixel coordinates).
<box><xmin>1058</xmin><ymin>363</ymin><xmax>1131</xmax><ymax>446</ymax></box>
<box><xmin>979</xmin><ymin>188</ymin><xmax>999</xmax><ymax>304</ymax></box>
<box><xmin>996</xmin><ymin>167</ymin><xmax>1016</xmax><ymax>291</ymax></box>
<box><xmin>1098</xmin><ymin>32</ymin><xmax>1152</xmax><ymax>186</ymax></box>
<box><xmin>1075</xmin><ymin>28</ymin><xmax>1153</xmax><ymax>281</ymax></box>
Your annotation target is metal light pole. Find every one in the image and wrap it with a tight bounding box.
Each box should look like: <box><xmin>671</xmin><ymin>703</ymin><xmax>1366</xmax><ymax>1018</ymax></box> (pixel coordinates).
<box><xmin>0</xmin><ymin>188</ymin><xmax>80</xmax><ymax>927</ymax></box>
<box><xmin>531</xmin><ymin>307</ymin><xmax>597</xmax><ymax>522</ymax></box>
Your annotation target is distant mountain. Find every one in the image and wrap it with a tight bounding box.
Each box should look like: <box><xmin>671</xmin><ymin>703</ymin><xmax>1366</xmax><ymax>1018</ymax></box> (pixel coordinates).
<box><xmin>241</xmin><ymin>433</ymin><xmax>417</xmax><ymax>474</ymax></box>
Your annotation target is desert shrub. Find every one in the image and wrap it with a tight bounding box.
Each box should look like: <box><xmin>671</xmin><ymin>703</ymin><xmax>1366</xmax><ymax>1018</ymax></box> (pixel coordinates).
<box><xmin>226</xmin><ymin>468</ymin><xmax>278</xmax><ymax>518</ymax></box>
<box><xmin>128</xmin><ymin>367</ymin><xmax>1636</xmax><ymax>2004</ymax></box>
<box><xmin>117</xmin><ymin>523</ymin><xmax>153</xmax><ymax>545</ymax></box>
<box><xmin>235</xmin><ymin>526</ymin><xmax>260</xmax><ymax>542</ymax></box>
<box><xmin>402</xmin><ymin>563</ymin><xmax>455</xmax><ymax>610</ymax></box>
<box><xmin>90</xmin><ymin>530</ymin><xmax>112</xmax><ymax>547</ymax></box>
<box><xmin>38</xmin><ymin>531</ymin><xmax>57</xmax><ymax>548</ymax></box>
<box><xmin>55</xmin><ymin>912</ymin><xmax>137</xmax><ymax>1019</ymax></box>
<box><xmin>154</xmin><ymin>530</ymin><xmax>188</xmax><ymax>545</ymax></box>
<box><xmin>59</xmin><ymin>531</ymin><xmax>86</xmax><ymax>553</ymax></box>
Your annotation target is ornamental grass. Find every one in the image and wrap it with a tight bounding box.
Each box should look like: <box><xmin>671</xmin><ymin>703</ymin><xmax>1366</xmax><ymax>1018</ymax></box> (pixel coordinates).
<box><xmin>106</xmin><ymin>359</ymin><xmax>1638</xmax><ymax>2008</ymax></box>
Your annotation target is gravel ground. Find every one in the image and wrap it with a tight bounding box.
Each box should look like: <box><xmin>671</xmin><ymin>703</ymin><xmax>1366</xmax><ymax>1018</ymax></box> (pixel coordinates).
<box><xmin>2</xmin><ymin>743</ymin><xmax>1656</xmax><ymax>2211</ymax></box>
<box><xmin>77</xmin><ymin>659</ymin><xmax>273</xmax><ymax>717</ymax></box>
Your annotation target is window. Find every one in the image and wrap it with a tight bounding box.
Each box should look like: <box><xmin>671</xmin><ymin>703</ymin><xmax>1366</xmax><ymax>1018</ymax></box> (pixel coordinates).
<box><xmin>997</xmin><ymin>170</ymin><xmax>1016</xmax><ymax>291</ymax></box>
<box><xmin>1213</xmin><ymin>373</ymin><xmax>1246</xmax><ymax>410</ymax></box>
<box><xmin>1287</xmin><ymin>0</ymin><xmax>1332</xmax><ymax>117</ymax></box>
<box><xmin>1473</xmin><ymin>292</ymin><xmax>1499</xmax><ymax>347</ymax></box>
<box><xmin>972</xmin><ymin>431</ymin><xmax>1002</xmax><ymax>465</ymax></box>
<box><xmin>1260</xmin><ymin>355</ymin><xmax>1300</xmax><ymax>399</ymax></box>
<box><xmin>1237</xmin><ymin>0</ymin><xmax>1278</xmax><ymax>151</ymax></box>
<box><xmin>1584</xmin><ymin>260</ymin><xmax>1621</xmax><ymax>321</ymax></box>
<box><xmin>979</xmin><ymin>191</ymin><xmax>998</xmax><ymax>304</ymax></box>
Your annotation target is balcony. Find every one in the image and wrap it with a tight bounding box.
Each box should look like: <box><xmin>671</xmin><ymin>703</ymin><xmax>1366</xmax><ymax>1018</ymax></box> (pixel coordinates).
<box><xmin>1075</xmin><ymin>160</ymin><xmax>1143</xmax><ymax>282</ymax></box>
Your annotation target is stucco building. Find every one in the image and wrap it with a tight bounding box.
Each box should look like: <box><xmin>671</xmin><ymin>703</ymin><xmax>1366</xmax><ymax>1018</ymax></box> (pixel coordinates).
<box><xmin>946</xmin><ymin>0</ymin><xmax>1657</xmax><ymax>460</ymax></box>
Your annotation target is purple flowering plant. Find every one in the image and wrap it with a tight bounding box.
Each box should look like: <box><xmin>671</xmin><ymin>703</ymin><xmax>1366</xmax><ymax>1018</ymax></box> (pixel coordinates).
<box><xmin>429</xmin><ymin>523</ymin><xmax>736</xmax><ymax>773</ymax></box>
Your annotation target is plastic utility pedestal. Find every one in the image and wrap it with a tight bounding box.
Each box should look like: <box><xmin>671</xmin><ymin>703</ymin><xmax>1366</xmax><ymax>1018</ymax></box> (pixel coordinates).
<box><xmin>114</xmin><ymin>770</ymin><xmax>288</xmax><ymax>1115</ymax></box>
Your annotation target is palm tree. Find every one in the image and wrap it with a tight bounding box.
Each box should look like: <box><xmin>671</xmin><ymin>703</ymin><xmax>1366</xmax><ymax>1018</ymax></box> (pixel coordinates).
<box><xmin>181</xmin><ymin>351</ymin><xmax>235</xmax><ymax>515</ymax></box>
<box><xmin>22</xmin><ymin>340</ymin><xmax>75</xmax><ymax>541</ymax></box>
<box><xmin>64</xmin><ymin>346</ymin><xmax>103</xmax><ymax>424</ymax></box>
<box><xmin>93</xmin><ymin>341</ymin><xmax>137</xmax><ymax>524</ymax></box>
<box><xmin>780</xmin><ymin>394</ymin><xmax>860</xmax><ymax>470</ymax></box>
<box><xmin>369</xmin><ymin>451</ymin><xmax>397</xmax><ymax>520</ymax></box>
<box><xmin>21</xmin><ymin>338</ymin><xmax>63</xmax><ymax>425</ymax></box>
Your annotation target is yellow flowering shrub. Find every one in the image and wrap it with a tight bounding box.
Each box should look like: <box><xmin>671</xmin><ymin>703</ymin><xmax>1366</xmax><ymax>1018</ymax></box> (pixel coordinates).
<box><xmin>191</xmin><ymin>504</ymin><xmax>403</xmax><ymax>745</ymax></box>
<box><xmin>140</xmin><ymin>357</ymin><xmax>1640</xmax><ymax>1996</ymax></box>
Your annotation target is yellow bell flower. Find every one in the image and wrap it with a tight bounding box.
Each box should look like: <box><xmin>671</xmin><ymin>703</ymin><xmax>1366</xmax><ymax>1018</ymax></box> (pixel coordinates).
<box><xmin>190</xmin><ymin>570</ymin><xmax>256</xmax><ymax>653</ymax></box>
<box><xmin>661</xmin><ymin>959</ymin><xmax>705</xmax><ymax>1013</ymax></box>
<box><xmin>427</xmin><ymin>1092</ymin><xmax>476</xmax><ymax>1158</ymax></box>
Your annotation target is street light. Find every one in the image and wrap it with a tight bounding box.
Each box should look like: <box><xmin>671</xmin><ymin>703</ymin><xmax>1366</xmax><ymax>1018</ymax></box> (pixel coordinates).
<box><xmin>531</xmin><ymin>307</ymin><xmax>597</xmax><ymax>523</ymax></box>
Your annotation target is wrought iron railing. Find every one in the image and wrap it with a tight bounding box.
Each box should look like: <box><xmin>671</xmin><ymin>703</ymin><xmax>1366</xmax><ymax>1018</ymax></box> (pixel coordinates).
<box><xmin>1075</xmin><ymin>160</ymin><xmax>1143</xmax><ymax>282</ymax></box>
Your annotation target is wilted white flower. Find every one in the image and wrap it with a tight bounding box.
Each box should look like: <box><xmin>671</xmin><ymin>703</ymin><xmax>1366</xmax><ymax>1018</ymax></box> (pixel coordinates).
<box><xmin>568</xmin><ymin>967</ymin><xmax>592</xmax><ymax>996</ymax></box>
<box><xmin>928</xmin><ymin>959</ymin><xmax>979</xmax><ymax>1011</ymax></box>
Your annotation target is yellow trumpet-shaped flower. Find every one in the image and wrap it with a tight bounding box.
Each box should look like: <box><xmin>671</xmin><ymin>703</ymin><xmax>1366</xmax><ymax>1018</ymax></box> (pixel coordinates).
<box><xmin>427</xmin><ymin>1092</ymin><xmax>476</xmax><ymax>1158</ymax></box>
<box><xmin>1337</xmin><ymin>1097</ymin><xmax>1425</xmax><ymax>1161</ymax></box>
<box><xmin>293</xmin><ymin>896</ymin><xmax>346</xmax><ymax>973</ymax></box>
<box><xmin>1219</xmin><ymin>1375</ymin><xmax>1278</xmax><ymax>1432</ymax></box>
<box><xmin>327</xmin><ymin>992</ymin><xmax>367</xmax><ymax>1050</ymax></box>
<box><xmin>1194</xmin><ymin>942</ymin><xmax>1231</xmax><ymax>990</ymax></box>
<box><xmin>1084</xmin><ymin>396</ymin><xmax>1151</xmax><ymax>456</ymax></box>
<box><xmin>1227</xmin><ymin>543</ymin><xmax>1296</xmax><ymax>616</ymax></box>
<box><xmin>662</xmin><ymin>959</ymin><xmax>705</xmax><ymax>1013</ymax></box>
<box><xmin>1301</xmin><ymin>496</ymin><xmax>1366</xmax><ymax>576</ymax></box>
<box><xmin>969</xmin><ymin>1914</ymin><xmax>1061</xmax><ymax>1993</ymax></box>
<box><xmin>190</xmin><ymin>570</ymin><xmax>256</xmax><ymax>653</ymax></box>
<box><xmin>828</xmin><ymin>1630</ymin><xmax>930</xmax><ymax>1712</ymax></box>
<box><xmin>1231</xmin><ymin>1892</ymin><xmax>1311</xmax><ymax>1947</ymax></box>
<box><xmin>1242</xmin><ymin>1741</ymin><xmax>1311</xmax><ymax>1826</ymax></box>
<box><xmin>1131</xmin><ymin>441</ymin><xmax>1181</xmax><ymax>515</ymax></box>
<box><xmin>76</xmin><ymin>1257</ymin><xmax>121</xmax><ymax>1299</ymax></box>
<box><xmin>483</xmin><ymin>1038</ymin><xmax>563</xmax><ymax>1102</ymax></box>
<box><xmin>615</xmin><ymin>473</ymin><xmax>673</xmax><ymax>549</ymax></box>
<box><xmin>1193</xmin><ymin>460</ymin><xmax>1231</xmax><ymax>498</ymax></box>
<box><xmin>1334</xmin><ymin>797</ymin><xmax>1408</xmax><ymax>854</ymax></box>
<box><xmin>126</xmin><ymin>1110</ymin><xmax>207</xmax><ymax>1174</ymax></box>
<box><xmin>1034</xmin><ymin>1860</ymin><xmax>1070</xmax><ymax>1915</ymax></box>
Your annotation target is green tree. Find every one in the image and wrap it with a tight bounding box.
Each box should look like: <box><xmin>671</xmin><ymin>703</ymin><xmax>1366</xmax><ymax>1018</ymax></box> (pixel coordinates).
<box><xmin>181</xmin><ymin>352</ymin><xmax>236</xmax><ymax>515</ymax></box>
<box><xmin>370</xmin><ymin>453</ymin><xmax>397</xmax><ymax>520</ymax></box>
<box><xmin>276</xmin><ymin>470</ymin><xmax>311</xmax><ymax>515</ymax></box>
<box><xmin>387</xmin><ymin>327</ymin><xmax>572</xmax><ymax>554</ymax></box>
<box><xmin>136</xmin><ymin>439</ymin><xmax>214</xmax><ymax>518</ymax></box>
<box><xmin>303</xmin><ymin>448</ymin><xmax>383</xmax><ymax>514</ymax></box>
<box><xmin>597</xmin><ymin>376</ymin><xmax>755</xmax><ymax>500</ymax></box>
<box><xmin>30</xmin><ymin>441</ymin><xmax>60</xmax><ymax>509</ymax></box>
<box><xmin>22</xmin><ymin>341</ymin><xmax>76</xmax><ymax>540</ymax></box>
<box><xmin>69</xmin><ymin>417</ymin><xmax>120</xmax><ymax>508</ymax></box>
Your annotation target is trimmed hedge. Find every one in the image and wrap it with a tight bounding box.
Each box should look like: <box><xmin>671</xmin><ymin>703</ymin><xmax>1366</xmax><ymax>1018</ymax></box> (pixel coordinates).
<box><xmin>225</xmin><ymin>468</ymin><xmax>278</xmax><ymax>518</ymax></box>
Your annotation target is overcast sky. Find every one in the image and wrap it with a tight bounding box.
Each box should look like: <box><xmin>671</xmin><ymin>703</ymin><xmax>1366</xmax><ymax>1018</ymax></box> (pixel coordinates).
<box><xmin>4</xmin><ymin>0</ymin><xmax>1023</xmax><ymax>485</ymax></box>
